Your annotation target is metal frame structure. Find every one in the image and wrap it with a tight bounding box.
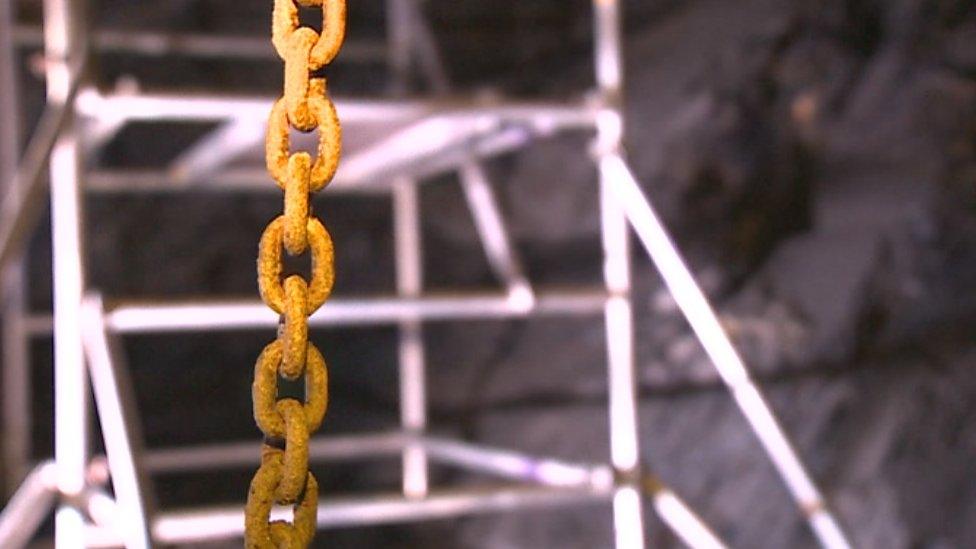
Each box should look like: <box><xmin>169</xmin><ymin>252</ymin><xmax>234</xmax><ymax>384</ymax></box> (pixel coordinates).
<box><xmin>0</xmin><ymin>0</ymin><xmax>852</xmax><ymax>547</ymax></box>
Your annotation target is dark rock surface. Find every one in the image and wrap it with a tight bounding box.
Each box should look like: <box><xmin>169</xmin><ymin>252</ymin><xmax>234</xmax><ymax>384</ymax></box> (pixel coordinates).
<box><xmin>4</xmin><ymin>0</ymin><xmax>976</xmax><ymax>547</ymax></box>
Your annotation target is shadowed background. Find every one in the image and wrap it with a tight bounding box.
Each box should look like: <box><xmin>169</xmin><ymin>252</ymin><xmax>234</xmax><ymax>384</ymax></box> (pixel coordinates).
<box><xmin>3</xmin><ymin>0</ymin><xmax>976</xmax><ymax>547</ymax></box>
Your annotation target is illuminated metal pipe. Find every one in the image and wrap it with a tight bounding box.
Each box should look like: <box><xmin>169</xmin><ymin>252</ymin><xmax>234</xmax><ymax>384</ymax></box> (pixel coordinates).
<box><xmin>422</xmin><ymin>436</ymin><xmax>613</xmax><ymax>490</ymax></box>
<box><xmin>386</xmin><ymin>3</ymin><xmax>431</xmax><ymax>499</ymax></box>
<box><xmin>82</xmin><ymin>125</ymin><xmax>559</xmax><ymax>195</ymax></box>
<box><xmin>43</xmin><ymin>0</ymin><xmax>89</xmax><ymax>545</ymax></box>
<box><xmin>101</xmin><ymin>290</ymin><xmax>609</xmax><ymax>334</ymax></box>
<box><xmin>83</xmin><ymin>125</ymin><xmax>529</xmax><ymax>194</ymax></box>
<box><xmin>73</xmin><ymin>88</ymin><xmax>597</xmax><ymax>130</ymax></box>
<box><xmin>80</xmin><ymin>295</ymin><xmax>153</xmax><ymax>549</ymax></box>
<box><xmin>84</xmin><ymin>489</ymin><xmax>121</xmax><ymax>530</ymax></box>
<box><xmin>25</xmin><ymin>290</ymin><xmax>608</xmax><ymax>336</ymax></box>
<box><xmin>50</xmin><ymin>126</ymin><xmax>88</xmax><ymax>549</ymax></box>
<box><xmin>83</xmin><ymin>432</ymin><xmax>409</xmax><ymax>477</ymax></box>
<box><xmin>0</xmin><ymin>461</ymin><xmax>58</xmax><ymax>549</ymax></box>
<box><xmin>333</xmin><ymin>116</ymin><xmax>513</xmax><ymax>188</ymax></box>
<box><xmin>643</xmin><ymin>475</ymin><xmax>728</xmax><ymax>549</ymax></box>
<box><xmin>600</xmin><ymin>176</ymin><xmax>645</xmax><ymax>549</ymax></box>
<box><xmin>353</xmin><ymin>125</ymin><xmax>531</xmax><ymax>191</ymax></box>
<box><xmin>458</xmin><ymin>162</ymin><xmax>535</xmax><ymax>308</ymax></box>
<box><xmin>151</xmin><ymin>485</ymin><xmax>612</xmax><ymax>544</ymax></box>
<box><xmin>74</xmin><ymin>74</ymin><xmax>588</xmax><ymax>195</ymax></box>
<box><xmin>602</xmin><ymin>154</ymin><xmax>852</xmax><ymax>549</ymax></box>
<box><xmin>94</xmin><ymin>431</ymin><xmax>613</xmax><ymax>490</ymax></box>
<box><xmin>393</xmin><ymin>179</ymin><xmax>429</xmax><ymax>498</ymax></box>
<box><xmin>592</xmin><ymin>0</ymin><xmax>646</xmax><ymax>547</ymax></box>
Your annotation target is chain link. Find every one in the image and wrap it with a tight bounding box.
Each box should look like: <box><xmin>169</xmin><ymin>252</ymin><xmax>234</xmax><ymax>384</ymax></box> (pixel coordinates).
<box><xmin>258</xmin><ymin>216</ymin><xmax>335</xmax><ymax>315</ymax></box>
<box><xmin>266</xmin><ymin>83</ymin><xmax>341</xmax><ymax>191</ymax></box>
<box><xmin>245</xmin><ymin>0</ymin><xmax>345</xmax><ymax>545</ymax></box>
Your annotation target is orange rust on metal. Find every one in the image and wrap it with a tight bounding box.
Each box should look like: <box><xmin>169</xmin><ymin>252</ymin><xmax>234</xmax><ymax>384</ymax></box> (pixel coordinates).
<box><xmin>252</xmin><ymin>340</ymin><xmax>328</xmax><ymax>438</ymax></box>
<box><xmin>274</xmin><ymin>399</ymin><xmax>311</xmax><ymax>503</ymax></box>
<box><xmin>800</xmin><ymin>499</ymin><xmax>826</xmax><ymax>518</ymax></box>
<box><xmin>246</xmin><ymin>0</ymin><xmax>343</xmax><ymax>545</ymax></box>
<box><xmin>640</xmin><ymin>472</ymin><xmax>664</xmax><ymax>495</ymax></box>
<box><xmin>283</xmin><ymin>155</ymin><xmax>311</xmax><ymax>255</ymax></box>
<box><xmin>283</xmin><ymin>29</ymin><xmax>319</xmax><ymax>130</ymax></box>
<box><xmin>281</xmin><ymin>276</ymin><xmax>310</xmax><ymax>379</ymax></box>
<box><xmin>272</xmin><ymin>0</ymin><xmax>346</xmax><ymax>69</ymax></box>
<box><xmin>257</xmin><ymin>216</ymin><xmax>335</xmax><ymax>315</ymax></box>
<box><xmin>244</xmin><ymin>447</ymin><xmax>319</xmax><ymax>549</ymax></box>
<box><xmin>265</xmin><ymin>82</ymin><xmax>341</xmax><ymax>192</ymax></box>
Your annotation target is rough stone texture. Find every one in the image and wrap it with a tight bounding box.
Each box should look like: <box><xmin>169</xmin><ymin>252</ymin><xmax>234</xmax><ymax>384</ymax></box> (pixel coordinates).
<box><xmin>4</xmin><ymin>0</ymin><xmax>976</xmax><ymax>547</ymax></box>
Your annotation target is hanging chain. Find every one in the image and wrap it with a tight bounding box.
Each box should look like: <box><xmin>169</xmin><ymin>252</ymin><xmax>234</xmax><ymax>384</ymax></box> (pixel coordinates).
<box><xmin>245</xmin><ymin>1</ymin><xmax>345</xmax><ymax>546</ymax></box>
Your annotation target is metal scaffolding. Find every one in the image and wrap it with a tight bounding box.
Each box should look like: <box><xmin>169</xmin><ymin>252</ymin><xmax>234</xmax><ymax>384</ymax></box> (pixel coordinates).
<box><xmin>0</xmin><ymin>0</ymin><xmax>852</xmax><ymax>547</ymax></box>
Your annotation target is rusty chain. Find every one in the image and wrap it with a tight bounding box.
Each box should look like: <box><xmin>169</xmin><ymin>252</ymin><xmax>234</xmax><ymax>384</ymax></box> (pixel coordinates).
<box><xmin>245</xmin><ymin>0</ymin><xmax>344</xmax><ymax>546</ymax></box>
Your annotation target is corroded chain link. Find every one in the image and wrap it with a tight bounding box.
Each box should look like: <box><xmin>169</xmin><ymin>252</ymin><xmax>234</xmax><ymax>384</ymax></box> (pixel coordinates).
<box><xmin>245</xmin><ymin>1</ymin><xmax>344</xmax><ymax>546</ymax></box>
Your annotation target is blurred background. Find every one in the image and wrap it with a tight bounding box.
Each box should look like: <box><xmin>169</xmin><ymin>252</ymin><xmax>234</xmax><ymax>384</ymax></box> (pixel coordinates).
<box><xmin>2</xmin><ymin>0</ymin><xmax>976</xmax><ymax>547</ymax></box>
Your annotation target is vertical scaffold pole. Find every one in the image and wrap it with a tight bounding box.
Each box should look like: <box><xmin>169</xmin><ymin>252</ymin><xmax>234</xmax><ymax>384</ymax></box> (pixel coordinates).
<box><xmin>389</xmin><ymin>0</ymin><xmax>429</xmax><ymax>499</ymax></box>
<box><xmin>593</xmin><ymin>1</ymin><xmax>646</xmax><ymax>547</ymax></box>
<box><xmin>44</xmin><ymin>0</ymin><xmax>89</xmax><ymax>545</ymax></box>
